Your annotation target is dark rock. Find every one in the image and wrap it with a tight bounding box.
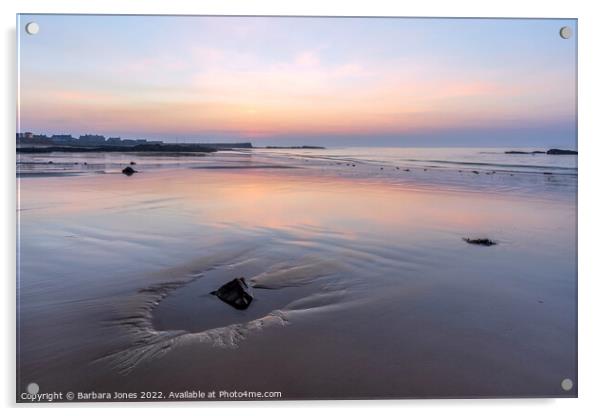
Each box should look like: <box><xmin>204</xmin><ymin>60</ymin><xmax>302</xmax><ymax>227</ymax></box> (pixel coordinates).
<box><xmin>130</xmin><ymin>161</ymin><xmax>136</xmax><ymax>165</ymax></box>
<box><xmin>463</xmin><ymin>238</ymin><xmax>497</xmax><ymax>246</ymax></box>
<box><xmin>265</xmin><ymin>145</ymin><xmax>325</xmax><ymax>149</ymax></box>
<box><xmin>122</xmin><ymin>166</ymin><xmax>137</xmax><ymax>176</ymax></box>
<box><xmin>472</xmin><ymin>170</ymin><xmax>479</xmax><ymax>174</ymax></box>
<box><xmin>547</xmin><ymin>149</ymin><xmax>577</xmax><ymax>155</ymax></box>
<box><xmin>211</xmin><ymin>277</ymin><xmax>253</xmax><ymax>310</ymax></box>
<box><xmin>18</xmin><ymin>143</ymin><xmax>218</xmax><ymax>154</ymax></box>
<box><xmin>505</xmin><ymin>150</ymin><xmax>547</xmax><ymax>155</ymax></box>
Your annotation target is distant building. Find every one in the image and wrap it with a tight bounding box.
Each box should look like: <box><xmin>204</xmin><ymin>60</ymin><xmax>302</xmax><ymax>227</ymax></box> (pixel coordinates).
<box><xmin>106</xmin><ymin>137</ymin><xmax>122</xmax><ymax>145</ymax></box>
<box><xmin>16</xmin><ymin>133</ymin><xmax>166</xmax><ymax>148</ymax></box>
<box><xmin>78</xmin><ymin>134</ymin><xmax>106</xmax><ymax>146</ymax></box>
<box><xmin>16</xmin><ymin>132</ymin><xmax>52</xmax><ymax>145</ymax></box>
<box><xmin>16</xmin><ymin>132</ymin><xmax>37</xmax><ymax>140</ymax></box>
<box><xmin>16</xmin><ymin>132</ymin><xmax>34</xmax><ymax>140</ymax></box>
<box><xmin>51</xmin><ymin>134</ymin><xmax>75</xmax><ymax>144</ymax></box>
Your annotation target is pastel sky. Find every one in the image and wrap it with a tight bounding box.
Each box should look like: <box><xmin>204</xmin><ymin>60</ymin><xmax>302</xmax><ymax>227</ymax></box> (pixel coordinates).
<box><xmin>18</xmin><ymin>15</ymin><xmax>577</xmax><ymax>147</ymax></box>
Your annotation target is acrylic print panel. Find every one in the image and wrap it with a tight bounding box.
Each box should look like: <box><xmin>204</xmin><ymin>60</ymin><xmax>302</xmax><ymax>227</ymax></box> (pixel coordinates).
<box><xmin>16</xmin><ymin>14</ymin><xmax>577</xmax><ymax>402</ymax></box>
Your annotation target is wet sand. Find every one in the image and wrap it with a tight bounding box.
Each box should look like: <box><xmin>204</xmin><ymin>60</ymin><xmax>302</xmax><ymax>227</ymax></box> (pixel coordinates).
<box><xmin>17</xmin><ymin>152</ymin><xmax>577</xmax><ymax>400</ymax></box>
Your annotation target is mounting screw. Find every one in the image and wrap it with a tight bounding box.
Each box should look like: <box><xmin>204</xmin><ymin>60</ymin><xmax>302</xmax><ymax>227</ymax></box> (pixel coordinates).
<box><xmin>559</xmin><ymin>26</ymin><xmax>572</xmax><ymax>39</ymax></box>
<box><xmin>25</xmin><ymin>22</ymin><xmax>39</xmax><ymax>35</ymax></box>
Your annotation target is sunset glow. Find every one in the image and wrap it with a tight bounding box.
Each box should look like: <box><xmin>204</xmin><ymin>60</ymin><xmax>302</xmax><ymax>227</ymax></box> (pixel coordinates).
<box><xmin>18</xmin><ymin>15</ymin><xmax>577</xmax><ymax>146</ymax></box>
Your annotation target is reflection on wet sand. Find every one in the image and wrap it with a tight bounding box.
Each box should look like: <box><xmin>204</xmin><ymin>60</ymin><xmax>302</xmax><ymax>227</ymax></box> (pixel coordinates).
<box><xmin>17</xmin><ymin>162</ymin><xmax>576</xmax><ymax>398</ymax></box>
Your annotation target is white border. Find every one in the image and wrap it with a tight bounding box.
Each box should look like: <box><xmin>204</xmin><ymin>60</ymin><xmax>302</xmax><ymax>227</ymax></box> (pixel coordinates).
<box><xmin>2</xmin><ymin>1</ymin><xmax>601</xmax><ymax>414</ymax></box>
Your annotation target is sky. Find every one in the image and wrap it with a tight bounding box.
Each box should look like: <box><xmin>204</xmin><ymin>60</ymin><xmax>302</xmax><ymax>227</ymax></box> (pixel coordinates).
<box><xmin>18</xmin><ymin>15</ymin><xmax>577</xmax><ymax>147</ymax></box>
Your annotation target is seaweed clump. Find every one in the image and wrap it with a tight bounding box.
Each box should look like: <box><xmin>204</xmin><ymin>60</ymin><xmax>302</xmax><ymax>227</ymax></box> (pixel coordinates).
<box><xmin>463</xmin><ymin>238</ymin><xmax>497</xmax><ymax>246</ymax></box>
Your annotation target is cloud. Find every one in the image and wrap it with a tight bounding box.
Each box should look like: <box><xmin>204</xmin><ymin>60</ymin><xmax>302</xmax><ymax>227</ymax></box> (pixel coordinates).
<box><xmin>20</xmin><ymin>38</ymin><xmax>575</xmax><ymax>140</ymax></box>
<box><xmin>294</xmin><ymin>51</ymin><xmax>320</xmax><ymax>67</ymax></box>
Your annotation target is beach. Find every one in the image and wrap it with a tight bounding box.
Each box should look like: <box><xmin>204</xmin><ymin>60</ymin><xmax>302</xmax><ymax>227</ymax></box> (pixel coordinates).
<box><xmin>17</xmin><ymin>147</ymin><xmax>577</xmax><ymax>400</ymax></box>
